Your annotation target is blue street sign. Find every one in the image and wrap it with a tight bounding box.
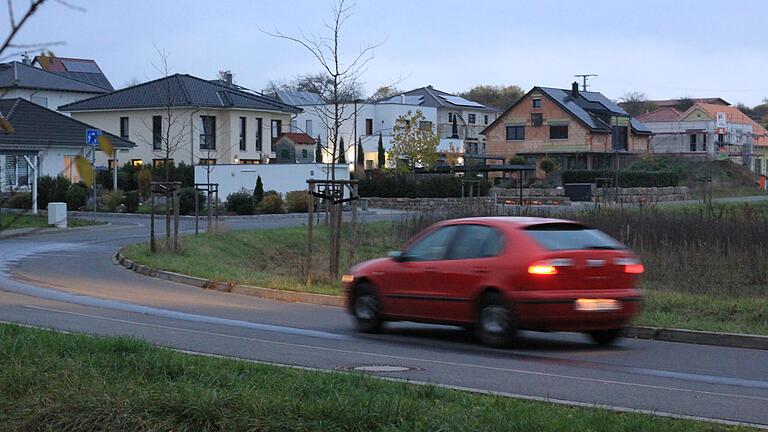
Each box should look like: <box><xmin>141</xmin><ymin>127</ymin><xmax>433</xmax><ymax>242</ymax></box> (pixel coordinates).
<box><xmin>86</xmin><ymin>129</ymin><xmax>102</xmax><ymax>146</ymax></box>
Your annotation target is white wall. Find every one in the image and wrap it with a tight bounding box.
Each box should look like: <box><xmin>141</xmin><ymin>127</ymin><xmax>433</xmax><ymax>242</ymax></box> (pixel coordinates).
<box><xmin>3</xmin><ymin>88</ymin><xmax>102</xmax><ymax>115</ymax></box>
<box><xmin>195</xmin><ymin>163</ymin><xmax>349</xmax><ymax>199</ymax></box>
<box><xmin>0</xmin><ymin>147</ymin><xmax>82</xmax><ymax>192</ymax></box>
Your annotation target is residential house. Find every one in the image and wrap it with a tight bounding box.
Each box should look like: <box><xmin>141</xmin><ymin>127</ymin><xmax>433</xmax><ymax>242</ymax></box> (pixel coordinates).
<box><xmin>32</xmin><ymin>55</ymin><xmax>114</xmax><ymax>91</ymax></box>
<box><xmin>59</xmin><ymin>74</ymin><xmax>301</xmax><ymax>169</ymax></box>
<box><xmin>638</xmin><ymin>103</ymin><xmax>768</xmax><ymax>175</ymax></box>
<box><xmin>482</xmin><ymin>83</ymin><xmax>652</xmax><ymax>178</ymax></box>
<box><xmin>0</xmin><ymin>57</ymin><xmax>111</xmax><ymax>112</ymax></box>
<box><xmin>0</xmin><ymin>97</ymin><xmax>134</xmax><ymax>192</ymax></box>
<box><xmin>274</xmin><ymin>132</ymin><xmax>317</xmax><ymax>163</ymax></box>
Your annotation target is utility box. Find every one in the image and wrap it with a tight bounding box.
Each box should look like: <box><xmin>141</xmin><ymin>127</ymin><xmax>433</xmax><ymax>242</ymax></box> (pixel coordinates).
<box><xmin>563</xmin><ymin>183</ymin><xmax>594</xmax><ymax>202</ymax></box>
<box><xmin>47</xmin><ymin>202</ymin><xmax>67</xmax><ymax>228</ymax></box>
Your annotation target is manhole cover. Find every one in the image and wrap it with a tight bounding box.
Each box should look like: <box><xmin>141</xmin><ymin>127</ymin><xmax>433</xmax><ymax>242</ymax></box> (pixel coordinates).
<box><xmin>341</xmin><ymin>364</ymin><xmax>423</xmax><ymax>373</ymax></box>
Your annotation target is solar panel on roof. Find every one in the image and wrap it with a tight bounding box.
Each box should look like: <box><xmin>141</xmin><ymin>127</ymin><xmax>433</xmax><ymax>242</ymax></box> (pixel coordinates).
<box><xmin>381</xmin><ymin>95</ymin><xmax>422</xmax><ymax>105</ymax></box>
<box><xmin>61</xmin><ymin>60</ymin><xmax>101</xmax><ymax>73</ymax></box>
<box><xmin>439</xmin><ymin>95</ymin><xmax>484</xmax><ymax>108</ymax></box>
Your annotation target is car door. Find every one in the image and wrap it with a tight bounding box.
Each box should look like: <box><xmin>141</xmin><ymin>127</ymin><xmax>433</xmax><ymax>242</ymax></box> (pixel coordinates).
<box><xmin>384</xmin><ymin>225</ymin><xmax>461</xmax><ymax>320</ymax></box>
<box><xmin>425</xmin><ymin>225</ymin><xmax>506</xmax><ymax>323</ymax></box>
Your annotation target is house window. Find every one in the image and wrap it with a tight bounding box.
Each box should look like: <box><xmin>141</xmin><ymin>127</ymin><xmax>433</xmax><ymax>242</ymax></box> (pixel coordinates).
<box><xmin>550</xmin><ymin>125</ymin><xmax>569</xmax><ymax>140</ymax></box>
<box><xmin>305</xmin><ymin>119</ymin><xmax>313</xmax><ymax>136</ymax></box>
<box><xmin>531</xmin><ymin>113</ymin><xmax>543</xmax><ymax>127</ymax></box>
<box><xmin>63</xmin><ymin>156</ymin><xmax>81</xmax><ymax>183</ymax></box>
<box><xmin>365</xmin><ymin>118</ymin><xmax>373</xmax><ymax>135</ymax></box>
<box><xmin>200</xmin><ymin>115</ymin><xmax>216</xmax><ymax>150</ymax></box>
<box><xmin>689</xmin><ymin>134</ymin><xmax>697</xmax><ymax>152</ymax></box>
<box><xmin>153</xmin><ymin>158</ymin><xmax>172</xmax><ymax>167</ymax></box>
<box><xmin>199</xmin><ymin>158</ymin><xmax>216</xmax><ymax>165</ymax></box>
<box><xmin>302</xmin><ymin>149</ymin><xmax>308</xmax><ymax>159</ymax></box>
<box><xmin>130</xmin><ymin>159</ymin><xmax>143</xmax><ymax>167</ymax></box>
<box><xmin>280</xmin><ymin>148</ymin><xmax>290</xmax><ymax>159</ymax></box>
<box><xmin>532</xmin><ymin>98</ymin><xmax>541</xmax><ymax>109</ymax></box>
<box><xmin>506</xmin><ymin>125</ymin><xmax>525</xmax><ymax>141</ymax></box>
<box><xmin>108</xmin><ymin>159</ymin><xmax>116</xmax><ymax>170</ymax></box>
<box><xmin>467</xmin><ymin>114</ymin><xmax>476</xmax><ymax>124</ymax></box>
<box><xmin>271</xmin><ymin>119</ymin><xmax>282</xmax><ymax>144</ymax></box>
<box><xmin>612</xmin><ymin>126</ymin><xmax>629</xmax><ymax>151</ymax></box>
<box><xmin>239</xmin><ymin>117</ymin><xmax>247</xmax><ymax>151</ymax></box>
<box><xmin>255</xmin><ymin>118</ymin><xmax>262</xmax><ymax>151</ymax></box>
<box><xmin>152</xmin><ymin>116</ymin><xmax>162</xmax><ymax>150</ymax></box>
<box><xmin>239</xmin><ymin>159</ymin><xmax>260</xmax><ymax>164</ymax></box>
<box><xmin>448</xmin><ymin>112</ymin><xmax>454</xmax><ymax>123</ymax></box>
<box><xmin>119</xmin><ymin>117</ymin><xmax>129</xmax><ymax>139</ymax></box>
<box><xmin>484</xmin><ymin>114</ymin><xmax>489</xmax><ymax>125</ymax></box>
<box><xmin>718</xmin><ymin>133</ymin><xmax>725</xmax><ymax>144</ymax></box>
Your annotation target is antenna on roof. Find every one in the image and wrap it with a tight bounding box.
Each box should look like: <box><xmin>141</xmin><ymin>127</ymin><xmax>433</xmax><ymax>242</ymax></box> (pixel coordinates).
<box><xmin>574</xmin><ymin>74</ymin><xmax>598</xmax><ymax>91</ymax></box>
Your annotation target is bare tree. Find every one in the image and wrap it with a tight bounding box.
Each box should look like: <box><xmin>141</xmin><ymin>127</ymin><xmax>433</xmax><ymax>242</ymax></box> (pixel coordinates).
<box><xmin>122</xmin><ymin>77</ymin><xmax>143</xmax><ymax>88</ymax></box>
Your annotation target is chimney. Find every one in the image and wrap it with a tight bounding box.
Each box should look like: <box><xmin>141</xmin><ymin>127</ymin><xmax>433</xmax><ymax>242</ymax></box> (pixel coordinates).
<box><xmin>400</xmin><ymin>94</ymin><xmax>405</xmax><ymax>104</ymax></box>
<box><xmin>21</xmin><ymin>52</ymin><xmax>30</xmax><ymax>65</ymax></box>
<box><xmin>571</xmin><ymin>81</ymin><xmax>579</xmax><ymax>97</ymax></box>
<box><xmin>224</xmin><ymin>71</ymin><xmax>233</xmax><ymax>85</ymax></box>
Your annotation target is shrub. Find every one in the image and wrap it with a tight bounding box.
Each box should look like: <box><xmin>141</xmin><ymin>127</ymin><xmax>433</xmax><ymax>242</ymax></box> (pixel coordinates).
<box><xmin>285</xmin><ymin>190</ymin><xmax>309</xmax><ymax>213</ymax></box>
<box><xmin>122</xmin><ymin>190</ymin><xmax>140</xmax><ymax>213</ymax></box>
<box><xmin>7</xmin><ymin>192</ymin><xmax>32</xmax><ymax>209</ymax></box>
<box><xmin>101</xmin><ymin>189</ymin><xmax>124</xmax><ymax>212</ymax></box>
<box><xmin>358</xmin><ymin>175</ymin><xmax>468</xmax><ymax>198</ymax></box>
<box><xmin>561</xmin><ymin>170</ymin><xmax>680</xmax><ymax>187</ymax></box>
<box><xmin>254</xmin><ymin>176</ymin><xmax>264</xmax><ymax>203</ymax></box>
<box><xmin>179</xmin><ymin>187</ymin><xmax>205</xmax><ymax>215</ymax></box>
<box><xmin>137</xmin><ymin>167</ymin><xmax>152</xmax><ymax>198</ymax></box>
<box><xmin>540</xmin><ymin>158</ymin><xmax>556</xmax><ymax>174</ymax></box>
<box><xmin>225</xmin><ymin>191</ymin><xmax>256</xmax><ymax>215</ymax></box>
<box><xmin>508</xmin><ymin>156</ymin><xmax>526</xmax><ymax>165</ymax></box>
<box><xmin>119</xmin><ymin>162</ymin><xmax>140</xmax><ymax>191</ymax></box>
<box><xmin>37</xmin><ymin>175</ymin><xmax>70</xmax><ymax>208</ymax></box>
<box><xmin>66</xmin><ymin>184</ymin><xmax>89</xmax><ymax>210</ymax></box>
<box><xmin>259</xmin><ymin>193</ymin><xmax>285</xmax><ymax>214</ymax></box>
<box><xmin>175</xmin><ymin>162</ymin><xmax>194</xmax><ymax>187</ymax></box>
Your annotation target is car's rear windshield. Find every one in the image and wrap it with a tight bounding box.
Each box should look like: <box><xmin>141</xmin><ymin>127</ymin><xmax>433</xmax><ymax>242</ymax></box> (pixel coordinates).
<box><xmin>524</xmin><ymin>223</ymin><xmax>624</xmax><ymax>251</ymax></box>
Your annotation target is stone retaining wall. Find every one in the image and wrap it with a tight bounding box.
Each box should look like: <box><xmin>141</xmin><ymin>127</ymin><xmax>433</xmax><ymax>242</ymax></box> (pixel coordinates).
<box><xmin>490</xmin><ymin>188</ymin><xmax>565</xmax><ymax>197</ymax></box>
<box><xmin>365</xmin><ymin>197</ymin><xmax>493</xmax><ymax>211</ymax></box>
<box><xmin>595</xmin><ymin>186</ymin><xmax>690</xmax><ymax>203</ymax></box>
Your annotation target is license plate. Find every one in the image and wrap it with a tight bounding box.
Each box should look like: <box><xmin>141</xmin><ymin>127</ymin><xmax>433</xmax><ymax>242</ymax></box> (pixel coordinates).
<box><xmin>574</xmin><ymin>298</ymin><xmax>620</xmax><ymax>312</ymax></box>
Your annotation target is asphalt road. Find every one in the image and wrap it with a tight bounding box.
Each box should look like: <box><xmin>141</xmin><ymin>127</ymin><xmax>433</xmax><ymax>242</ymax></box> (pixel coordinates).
<box><xmin>0</xmin><ymin>212</ymin><xmax>767</xmax><ymax>428</ymax></box>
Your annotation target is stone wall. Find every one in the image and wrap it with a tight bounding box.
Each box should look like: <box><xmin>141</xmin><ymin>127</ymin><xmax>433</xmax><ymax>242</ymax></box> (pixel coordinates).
<box><xmin>365</xmin><ymin>197</ymin><xmax>493</xmax><ymax>211</ymax></box>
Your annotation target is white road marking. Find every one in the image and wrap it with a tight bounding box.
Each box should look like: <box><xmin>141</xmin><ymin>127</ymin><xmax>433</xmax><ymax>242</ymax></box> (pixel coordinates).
<box><xmin>21</xmin><ymin>304</ymin><xmax>768</xmax><ymax>404</ymax></box>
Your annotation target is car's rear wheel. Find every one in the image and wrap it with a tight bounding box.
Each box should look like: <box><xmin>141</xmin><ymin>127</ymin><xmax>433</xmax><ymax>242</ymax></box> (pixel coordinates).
<box><xmin>475</xmin><ymin>292</ymin><xmax>516</xmax><ymax>348</ymax></box>
<box><xmin>587</xmin><ymin>328</ymin><xmax>623</xmax><ymax>346</ymax></box>
<box><xmin>352</xmin><ymin>283</ymin><xmax>383</xmax><ymax>333</ymax></box>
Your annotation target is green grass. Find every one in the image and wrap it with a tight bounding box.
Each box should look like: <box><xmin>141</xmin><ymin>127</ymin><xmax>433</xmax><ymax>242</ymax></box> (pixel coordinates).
<box><xmin>0</xmin><ymin>213</ymin><xmax>102</xmax><ymax>230</ymax></box>
<box><xmin>0</xmin><ymin>323</ymin><xmax>751</xmax><ymax>431</ymax></box>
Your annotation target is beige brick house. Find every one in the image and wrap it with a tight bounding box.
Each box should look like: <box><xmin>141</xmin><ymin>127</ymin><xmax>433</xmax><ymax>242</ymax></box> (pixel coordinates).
<box><xmin>482</xmin><ymin>83</ymin><xmax>651</xmax><ymax>178</ymax></box>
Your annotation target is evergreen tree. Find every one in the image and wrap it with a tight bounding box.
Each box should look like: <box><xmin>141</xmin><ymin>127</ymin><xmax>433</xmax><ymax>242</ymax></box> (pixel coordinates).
<box><xmin>315</xmin><ymin>135</ymin><xmax>323</xmax><ymax>163</ymax></box>
<box><xmin>254</xmin><ymin>175</ymin><xmax>264</xmax><ymax>203</ymax></box>
<box><xmin>337</xmin><ymin>137</ymin><xmax>347</xmax><ymax>164</ymax></box>
<box><xmin>357</xmin><ymin>138</ymin><xmax>364</xmax><ymax>167</ymax></box>
<box><xmin>377</xmin><ymin>132</ymin><xmax>385</xmax><ymax>168</ymax></box>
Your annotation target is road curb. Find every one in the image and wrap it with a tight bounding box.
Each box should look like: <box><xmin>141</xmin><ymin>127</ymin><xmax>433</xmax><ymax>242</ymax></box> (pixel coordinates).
<box><xmin>115</xmin><ymin>251</ymin><xmax>767</xmax><ymax>350</ymax></box>
<box><xmin>115</xmin><ymin>251</ymin><xmax>345</xmax><ymax>307</ymax></box>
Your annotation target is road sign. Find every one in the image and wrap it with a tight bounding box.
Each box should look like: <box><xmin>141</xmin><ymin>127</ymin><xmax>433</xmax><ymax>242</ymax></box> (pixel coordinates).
<box><xmin>83</xmin><ymin>146</ymin><xmax>94</xmax><ymax>160</ymax></box>
<box><xmin>85</xmin><ymin>129</ymin><xmax>101</xmax><ymax>146</ymax></box>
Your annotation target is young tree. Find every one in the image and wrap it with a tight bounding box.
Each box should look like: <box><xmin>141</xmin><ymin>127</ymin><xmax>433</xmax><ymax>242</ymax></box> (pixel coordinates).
<box><xmin>377</xmin><ymin>132</ymin><xmax>385</xmax><ymax>168</ymax></box>
<box><xmin>315</xmin><ymin>135</ymin><xmax>323</xmax><ymax>163</ymax></box>
<box><xmin>337</xmin><ymin>136</ymin><xmax>347</xmax><ymax>164</ymax></box>
<box><xmin>387</xmin><ymin>110</ymin><xmax>439</xmax><ymax>172</ymax></box>
<box><xmin>253</xmin><ymin>175</ymin><xmax>264</xmax><ymax>203</ymax></box>
<box><xmin>357</xmin><ymin>138</ymin><xmax>364</xmax><ymax>167</ymax></box>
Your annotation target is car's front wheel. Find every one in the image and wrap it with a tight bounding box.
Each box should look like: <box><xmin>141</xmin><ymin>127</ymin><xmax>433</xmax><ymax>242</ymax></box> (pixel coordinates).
<box><xmin>587</xmin><ymin>328</ymin><xmax>623</xmax><ymax>346</ymax></box>
<box><xmin>476</xmin><ymin>292</ymin><xmax>516</xmax><ymax>348</ymax></box>
<box><xmin>352</xmin><ymin>283</ymin><xmax>383</xmax><ymax>333</ymax></box>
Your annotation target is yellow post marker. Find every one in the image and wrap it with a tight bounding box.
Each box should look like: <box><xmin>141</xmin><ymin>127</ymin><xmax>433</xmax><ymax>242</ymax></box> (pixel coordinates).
<box><xmin>74</xmin><ymin>155</ymin><xmax>94</xmax><ymax>187</ymax></box>
<box><xmin>97</xmin><ymin>135</ymin><xmax>114</xmax><ymax>155</ymax></box>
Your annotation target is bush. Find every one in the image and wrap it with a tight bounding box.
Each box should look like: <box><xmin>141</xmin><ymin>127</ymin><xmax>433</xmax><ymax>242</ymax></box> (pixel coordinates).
<box><xmin>358</xmin><ymin>175</ymin><xmax>470</xmax><ymax>198</ymax></box>
<box><xmin>540</xmin><ymin>158</ymin><xmax>556</xmax><ymax>174</ymax></box>
<box><xmin>122</xmin><ymin>190</ymin><xmax>140</xmax><ymax>213</ymax></box>
<box><xmin>119</xmin><ymin>162</ymin><xmax>140</xmax><ymax>191</ymax></box>
<box><xmin>37</xmin><ymin>175</ymin><xmax>70</xmax><ymax>208</ymax></box>
<box><xmin>7</xmin><ymin>192</ymin><xmax>32</xmax><ymax>209</ymax></box>
<box><xmin>259</xmin><ymin>193</ymin><xmax>285</xmax><ymax>214</ymax></box>
<box><xmin>175</xmin><ymin>162</ymin><xmax>194</xmax><ymax>187</ymax></box>
<box><xmin>225</xmin><ymin>191</ymin><xmax>256</xmax><ymax>215</ymax></box>
<box><xmin>66</xmin><ymin>184</ymin><xmax>89</xmax><ymax>210</ymax></box>
<box><xmin>285</xmin><ymin>190</ymin><xmax>309</xmax><ymax>213</ymax></box>
<box><xmin>561</xmin><ymin>170</ymin><xmax>680</xmax><ymax>187</ymax></box>
<box><xmin>137</xmin><ymin>167</ymin><xmax>152</xmax><ymax>198</ymax></box>
<box><xmin>508</xmin><ymin>156</ymin><xmax>526</xmax><ymax>165</ymax></box>
<box><xmin>179</xmin><ymin>187</ymin><xmax>205</xmax><ymax>215</ymax></box>
<box><xmin>101</xmin><ymin>189</ymin><xmax>124</xmax><ymax>212</ymax></box>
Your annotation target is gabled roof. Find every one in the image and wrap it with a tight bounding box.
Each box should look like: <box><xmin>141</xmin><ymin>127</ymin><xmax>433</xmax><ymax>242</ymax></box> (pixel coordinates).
<box><xmin>0</xmin><ymin>98</ymin><xmax>134</xmax><ymax>149</ymax></box>
<box><xmin>59</xmin><ymin>74</ymin><xmax>302</xmax><ymax>113</ymax></box>
<box><xmin>682</xmin><ymin>102</ymin><xmax>768</xmax><ymax>137</ymax></box>
<box><xmin>273</xmin><ymin>90</ymin><xmax>325</xmax><ymax>106</ymax></box>
<box><xmin>649</xmin><ymin>97</ymin><xmax>730</xmax><ymax>108</ymax></box>
<box><xmin>379</xmin><ymin>85</ymin><xmax>501</xmax><ymax>112</ymax></box>
<box><xmin>0</xmin><ymin>61</ymin><xmax>111</xmax><ymax>94</ymax></box>
<box><xmin>636</xmin><ymin>107</ymin><xmax>682</xmax><ymax>123</ymax></box>
<box><xmin>483</xmin><ymin>86</ymin><xmax>652</xmax><ymax>135</ymax></box>
<box><xmin>33</xmin><ymin>56</ymin><xmax>114</xmax><ymax>91</ymax></box>
<box><xmin>277</xmin><ymin>132</ymin><xmax>316</xmax><ymax>145</ymax></box>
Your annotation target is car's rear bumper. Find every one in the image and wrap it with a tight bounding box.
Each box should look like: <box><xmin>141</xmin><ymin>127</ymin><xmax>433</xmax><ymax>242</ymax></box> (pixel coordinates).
<box><xmin>511</xmin><ymin>289</ymin><xmax>642</xmax><ymax>331</ymax></box>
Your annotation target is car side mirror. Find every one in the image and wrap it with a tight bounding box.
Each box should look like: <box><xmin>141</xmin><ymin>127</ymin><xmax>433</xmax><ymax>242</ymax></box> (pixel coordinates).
<box><xmin>388</xmin><ymin>250</ymin><xmax>407</xmax><ymax>262</ymax></box>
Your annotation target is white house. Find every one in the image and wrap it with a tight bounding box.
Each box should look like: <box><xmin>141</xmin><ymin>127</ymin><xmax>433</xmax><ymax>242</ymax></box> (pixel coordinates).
<box><xmin>60</xmin><ymin>74</ymin><xmax>301</xmax><ymax>169</ymax></box>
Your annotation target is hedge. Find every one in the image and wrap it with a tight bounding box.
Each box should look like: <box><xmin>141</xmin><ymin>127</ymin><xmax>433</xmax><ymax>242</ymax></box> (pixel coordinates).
<box><xmin>359</xmin><ymin>176</ymin><xmax>487</xmax><ymax>198</ymax></box>
<box><xmin>561</xmin><ymin>170</ymin><xmax>680</xmax><ymax>187</ymax></box>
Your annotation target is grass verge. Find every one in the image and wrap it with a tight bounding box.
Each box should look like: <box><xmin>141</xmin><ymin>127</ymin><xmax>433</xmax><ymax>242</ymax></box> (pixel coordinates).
<box><xmin>0</xmin><ymin>323</ymin><xmax>752</xmax><ymax>431</ymax></box>
<box><xmin>0</xmin><ymin>213</ymin><xmax>101</xmax><ymax>230</ymax></box>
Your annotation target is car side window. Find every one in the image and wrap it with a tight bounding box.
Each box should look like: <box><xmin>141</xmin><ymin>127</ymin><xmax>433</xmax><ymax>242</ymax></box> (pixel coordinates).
<box><xmin>405</xmin><ymin>226</ymin><xmax>461</xmax><ymax>262</ymax></box>
<box><xmin>447</xmin><ymin>225</ymin><xmax>505</xmax><ymax>260</ymax></box>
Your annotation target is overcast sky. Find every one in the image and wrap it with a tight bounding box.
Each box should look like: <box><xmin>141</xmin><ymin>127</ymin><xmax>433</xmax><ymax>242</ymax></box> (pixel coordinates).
<box><xmin>10</xmin><ymin>0</ymin><xmax>768</xmax><ymax>106</ymax></box>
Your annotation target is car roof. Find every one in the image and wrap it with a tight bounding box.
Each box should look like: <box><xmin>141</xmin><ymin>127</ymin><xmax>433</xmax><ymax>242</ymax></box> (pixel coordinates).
<box><xmin>438</xmin><ymin>216</ymin><xmax>581</xmax><ymax>228</ymax></box>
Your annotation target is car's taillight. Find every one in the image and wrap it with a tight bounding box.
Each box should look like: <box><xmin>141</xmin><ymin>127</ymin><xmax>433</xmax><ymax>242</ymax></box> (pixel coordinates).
<box><xmin>615</xmin><ymin>258</ymin><xmax>644</xmax><ymax>274</ymax></box>
<box><xmin>528</xmin><ymin>259</ymin><xmax>573</xmax><ymax>275</ymax></box>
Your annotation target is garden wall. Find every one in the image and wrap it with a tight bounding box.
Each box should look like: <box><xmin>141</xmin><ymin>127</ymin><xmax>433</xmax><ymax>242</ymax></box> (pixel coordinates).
<box><xmin>595</xmin><ymin>186</ymin><xmax>690</xmax><ymax>203</ymax></box>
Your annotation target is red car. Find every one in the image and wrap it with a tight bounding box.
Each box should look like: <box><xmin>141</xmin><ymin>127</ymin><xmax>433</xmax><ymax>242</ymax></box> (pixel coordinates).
<box><xmin>342</xmin><ymin>217</ymin><xmax>644</xmax><ymax>347</ymax></box>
